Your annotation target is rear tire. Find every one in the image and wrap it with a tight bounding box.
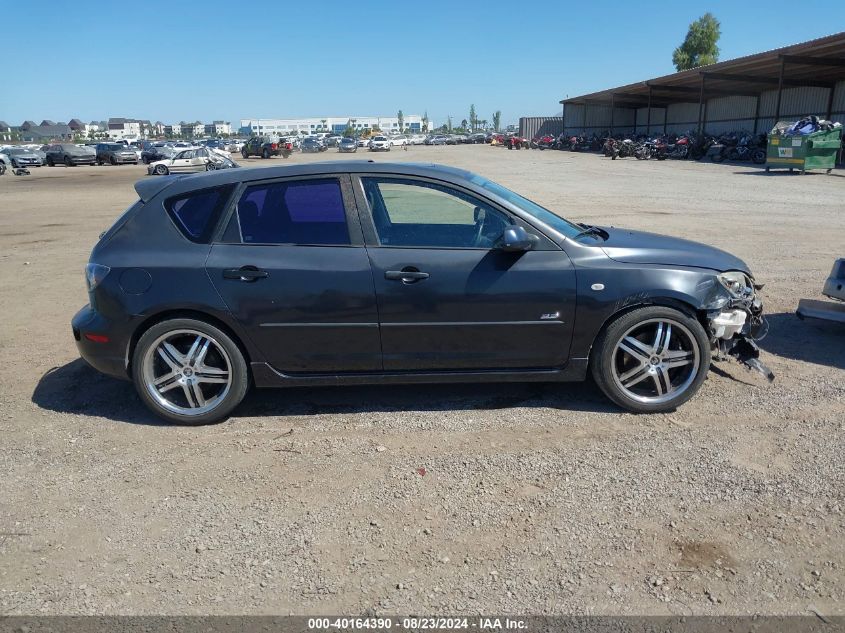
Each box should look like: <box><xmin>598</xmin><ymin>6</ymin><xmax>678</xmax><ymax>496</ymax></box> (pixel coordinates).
<box><xmin>47</xmin><ymin>157</ymin><xmax>55</xmax><ymax>166</ymax></box>
<box><xmin>132</xmin><ymin>318</ymin><xmax>249</xmax><ymax>425</ymax></box>
<box><xmin>590</xmin><ymin>306</ymin><xmax>710</xmax><ymax>413</ymax></box>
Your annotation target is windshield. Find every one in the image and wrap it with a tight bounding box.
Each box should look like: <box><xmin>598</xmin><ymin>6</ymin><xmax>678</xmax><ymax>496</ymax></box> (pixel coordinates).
<box><xmin>469</xmin><ymin>175</ymin><xmax>583</xmax><ymax>239</ymax></box>
<box><xmin>104</xmin><ymin>144</ymin><xmax>124</xmax><ymax>150</ymax></box>
<box><xmin>7</xmin><ymin>148</ymin><xmax>29</xmax><ymax>154</ymax></box>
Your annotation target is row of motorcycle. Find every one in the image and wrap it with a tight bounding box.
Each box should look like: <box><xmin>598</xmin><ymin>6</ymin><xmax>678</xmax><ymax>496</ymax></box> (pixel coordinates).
<box><xmin>530</xmin><ymin>131</ymin><xmax>768</xmax><ymax>164</ymax></box>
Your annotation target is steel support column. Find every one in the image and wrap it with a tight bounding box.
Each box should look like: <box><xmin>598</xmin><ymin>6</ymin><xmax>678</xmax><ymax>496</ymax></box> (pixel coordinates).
<box><xmin>753</xmin><ymin>93</ymin><xmax>761</xmax><ymax>134</ymax></box>
<box><xmin>827</xmin><ymin>85</ymin><xmax>835</xmax><ymax>120</ymax></box>
<box><xmin>696</xmin><ymin>75</ymin><xmax>705</xmax><ymax>135</ymax></box>
<box><xmin>610</xmin><ymin>94</ymin><xmax>615</xmax><ymax>134</ymax></box>
<box><xmin>646</xmin><ymin>86</ymin><xmax>652</xmax><ymax>135</ymax></box>
<box><xmin>774</xmin><ymin>58</ymin><xmax>785</xmax><ymax>122</ymax></box>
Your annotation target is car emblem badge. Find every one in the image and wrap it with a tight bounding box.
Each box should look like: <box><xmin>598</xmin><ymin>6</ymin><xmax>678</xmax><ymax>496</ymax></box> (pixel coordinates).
<box><xmin>591</xmin><ymin>283</ymin><xmax>605</xmax><ymax>291</ymax></box>
<box><xmin>540</xmin><ymin>312</ymin><xmax>560</xmax><ymax>320</ymax></box>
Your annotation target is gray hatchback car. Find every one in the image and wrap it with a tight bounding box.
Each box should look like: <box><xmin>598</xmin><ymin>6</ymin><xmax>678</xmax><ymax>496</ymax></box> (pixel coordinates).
<box><xmin>96</xmin><ymin>142</ymin><xmax>138</xmax><ymax>165</ymax></box>
<box><xmin>72</xmin><ymin>162</ymin><xmax>771</xmax><ymax>425</ymax></box>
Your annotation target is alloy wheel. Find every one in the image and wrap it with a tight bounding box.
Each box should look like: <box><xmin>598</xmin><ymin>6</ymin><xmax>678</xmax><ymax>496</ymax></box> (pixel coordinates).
<box><xmin>611</xmin><ymin>318</ymin><xmax>700</xmax><ymax>404</ymax></box>
<box><xmin>141</xmin><ymin>329</ymin><xmax>232</xmax><ymax>416</ymax></box>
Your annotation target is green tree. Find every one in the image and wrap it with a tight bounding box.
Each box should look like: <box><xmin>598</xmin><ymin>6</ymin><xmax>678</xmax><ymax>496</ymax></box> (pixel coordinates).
<box><xmin>492</xmin><ymin>110</ymin><xmax>501</xmax><ymax>132</ymax></box>
<box><xmin>422</xmin><ymin>110</ymin><xmax>429</xmax><ymax>132</ymax></box>
<box><xmin>397</xmin><ymin>110</ymin><xmax>404</xmax><ymax>132</ymax></box>
<box><xmin>469</xmin><ymin>104</ymin><xmax>477</xmax><ymax>131</ymax></box>
<box><xmin>460</xmin><ymin>118</ymin><xmax>468</xmax><ymax>129</ymax></box>
<box><xmin>447</xmin><ymin>116</ymin><xmax>452</xmax><ymax>132</ymax></box>
<box><xmin>672</xmin><ymin>13</ymin><xmax>721</xmax><ymax>71</ymax></box>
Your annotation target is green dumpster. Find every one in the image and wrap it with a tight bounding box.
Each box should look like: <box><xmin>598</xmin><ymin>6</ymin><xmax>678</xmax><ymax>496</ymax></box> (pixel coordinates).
<box><xmin>766</xmin><ymin>124</ymin><xmax>842</xmax><ymax>174</ymax></box>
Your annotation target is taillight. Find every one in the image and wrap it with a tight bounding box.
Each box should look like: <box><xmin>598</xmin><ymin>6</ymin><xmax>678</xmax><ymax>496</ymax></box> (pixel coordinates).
<box><xmin>271</xmin><ymin>143</ymin><xmax>277</xmax><ymax>150</ymax></box>
<box><xmin>285</xmin><ymin>143</ymin><xmax>292</xmax><ymax>150</ymax></box>
<box><xmin>85</xmin><ymin>263</ymin><xmax>110</xmax><ymax>291</ymax></box>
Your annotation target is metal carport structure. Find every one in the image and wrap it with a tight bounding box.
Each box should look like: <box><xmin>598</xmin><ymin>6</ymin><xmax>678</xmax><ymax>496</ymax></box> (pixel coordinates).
<box><xmin>560</xmin><ymin>32</ymin><xmax>845</xmax><ymax>137</ymax></box>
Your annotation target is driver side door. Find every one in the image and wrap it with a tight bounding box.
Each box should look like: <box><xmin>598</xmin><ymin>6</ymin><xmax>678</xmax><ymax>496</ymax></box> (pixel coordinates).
<box><xmin>170</xmin><ymin>150</ymin><xmax>194</xmax><ymax>172</ymax></box>
<box><xmin>355</xmin><ymin>175</ymin><xmax>577</xmax><ymax>371</ymax></box>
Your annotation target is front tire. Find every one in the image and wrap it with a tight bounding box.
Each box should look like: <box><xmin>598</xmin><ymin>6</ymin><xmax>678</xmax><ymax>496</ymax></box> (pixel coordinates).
<box><xmin>154</xmin><ymin>164</ymin><xmax>168</xmax><ymax>175</ymax></box>
<box><xmin>132</xmin><ymin>318</ymin><xmax>249</xmax><ymax>425</ymax></box>
<box><xmin>590</xmin><ymin>306</ymin><xmax>710</xmax><ymax>413</ymax></box>
<box><xmin>47</xmin><ymin>157</ymin><xmax>55</xmax><ymax>166</ymax></box>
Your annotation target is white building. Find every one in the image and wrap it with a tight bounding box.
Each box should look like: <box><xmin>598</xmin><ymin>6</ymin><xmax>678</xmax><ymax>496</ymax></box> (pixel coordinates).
<box><xmin>205</xmin><ymin>121</ymin><xmax>232</xmax><ymax>136</ymax></box>
<box><xmin>106</xmin><ymin>118</ymin><xmax>142</xmax><ymax>139</ymax></box>
<box><xmin>239</xmin><ymin>114</ymin><xmax>428</xmax><ymax>137</ymax></box>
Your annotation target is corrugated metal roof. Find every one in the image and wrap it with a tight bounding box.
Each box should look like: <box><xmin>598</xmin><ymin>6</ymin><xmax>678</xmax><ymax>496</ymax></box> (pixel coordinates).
<box><xmin>562</xmin><ymin>31</ymin><xmax>845</xmax><ymax>107</ymax></box>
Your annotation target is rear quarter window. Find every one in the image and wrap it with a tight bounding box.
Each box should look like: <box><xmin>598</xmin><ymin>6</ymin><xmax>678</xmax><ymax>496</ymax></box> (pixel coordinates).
<box><xmin>165</xmin><ymin>186</ymin><xmax>234</xmax><ymax>242</ymax></box>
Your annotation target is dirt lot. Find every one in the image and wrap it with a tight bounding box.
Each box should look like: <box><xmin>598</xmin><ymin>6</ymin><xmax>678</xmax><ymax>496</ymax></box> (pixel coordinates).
<box><xmin>0</xmin><ymin>146</ymin><xmax>843</xmax><ymax>616</ymax></box>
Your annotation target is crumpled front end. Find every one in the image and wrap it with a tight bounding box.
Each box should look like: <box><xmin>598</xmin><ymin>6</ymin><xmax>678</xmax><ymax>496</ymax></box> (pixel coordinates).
<box><xmin>702</xmin><ymin>271</ymin><xmax>775</xmax><ymax>381</ymax></box>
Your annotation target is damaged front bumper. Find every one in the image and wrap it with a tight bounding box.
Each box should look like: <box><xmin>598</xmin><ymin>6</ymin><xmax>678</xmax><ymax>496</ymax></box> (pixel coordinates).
<box><xmin>704</xmin><ymin>275</ymin><xmax>775</xmax><ymax>382</ymax></box>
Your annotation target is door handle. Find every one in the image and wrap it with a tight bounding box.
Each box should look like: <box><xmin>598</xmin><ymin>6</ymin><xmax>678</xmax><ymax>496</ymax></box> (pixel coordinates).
<box><xmin>385</xmin><ymin>268</ymin><xmax>429</xmax><ymax>283</ymax></box>
<box><xmin>223</xmin><ymin>266</ymin><xmax>269</xmax><ymax>282</ymax></box>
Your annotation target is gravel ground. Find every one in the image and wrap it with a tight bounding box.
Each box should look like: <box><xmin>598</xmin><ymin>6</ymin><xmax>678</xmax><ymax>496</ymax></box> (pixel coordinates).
<box><xmin>0</xmin><ymin>145</ymin><xmax>843</xmax><ymax>616</ymax></box>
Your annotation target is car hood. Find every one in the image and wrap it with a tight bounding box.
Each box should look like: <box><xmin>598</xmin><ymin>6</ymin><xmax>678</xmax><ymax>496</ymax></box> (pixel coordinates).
<box><xmin>596</xmin><ymin>227</ymin><xmax>749</xmax><ymax>273</ymax></box>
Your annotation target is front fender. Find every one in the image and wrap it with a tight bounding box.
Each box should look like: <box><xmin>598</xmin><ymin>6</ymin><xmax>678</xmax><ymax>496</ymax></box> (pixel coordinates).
<box><xmin>570</xmin><ymin>264</ymin><xmax>720</xmax><ymax>359</ymax></box>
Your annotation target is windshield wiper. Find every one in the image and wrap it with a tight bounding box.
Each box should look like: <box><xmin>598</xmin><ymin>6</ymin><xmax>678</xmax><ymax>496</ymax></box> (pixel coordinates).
<box><xmin>573</xmin><ymin>224</ymin><xmax>607</xmax><ymax>240</ymax></box>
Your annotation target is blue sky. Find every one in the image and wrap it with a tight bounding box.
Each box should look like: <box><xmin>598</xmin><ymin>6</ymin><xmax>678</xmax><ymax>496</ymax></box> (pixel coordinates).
<box><xmin>3</xmin><ymin>0</ymin><xmax>844</xmax><ymax>129</ymax></box>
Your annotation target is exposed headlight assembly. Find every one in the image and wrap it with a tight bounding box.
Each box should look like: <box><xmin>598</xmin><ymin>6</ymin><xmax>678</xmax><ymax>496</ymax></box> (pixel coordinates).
<box><xmin>717</xmin><ymin>271</ymin><xmax>753</xmax><ymax>298</ymax></box>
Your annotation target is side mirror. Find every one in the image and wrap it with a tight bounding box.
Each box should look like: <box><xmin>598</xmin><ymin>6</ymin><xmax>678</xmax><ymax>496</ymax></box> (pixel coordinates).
<box><xmin>498</xmin><ymin>226</ymin><xmax>538</xmax><ymax>252</ymax></box>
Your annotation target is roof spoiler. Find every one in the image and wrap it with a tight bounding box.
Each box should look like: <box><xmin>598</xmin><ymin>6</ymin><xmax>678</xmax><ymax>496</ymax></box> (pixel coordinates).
<box><xmin>133</xmin><ymin>175</ymin><xmax>185</xmax><ymax>203</ymax></box>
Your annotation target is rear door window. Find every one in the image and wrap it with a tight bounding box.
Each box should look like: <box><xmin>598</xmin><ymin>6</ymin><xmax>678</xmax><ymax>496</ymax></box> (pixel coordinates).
<box><xmin>235</xmin><ymin>178</ymin><xmax>350</xmax><ymax>245</ymax></box>
<box><xmin>166</xmin><ymin>186</ymin><xmax>234</xmax><ymax>242</ymax></box>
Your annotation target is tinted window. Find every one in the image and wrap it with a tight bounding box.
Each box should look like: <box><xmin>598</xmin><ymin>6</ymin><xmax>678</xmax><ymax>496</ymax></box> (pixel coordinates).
<box><xmin>237</xmin><ymin>179</ymin><xmax>349</xmax><ymax>245</ymax></box>
<box><xmin>361</xmin><ymin>178</ymin><xmax>512</xmax><ymax>248</ymax></box>
<box><xmin>166</xmin><ymin>187</ymin><xmax>231</xmax><ymax>242</ymax></box>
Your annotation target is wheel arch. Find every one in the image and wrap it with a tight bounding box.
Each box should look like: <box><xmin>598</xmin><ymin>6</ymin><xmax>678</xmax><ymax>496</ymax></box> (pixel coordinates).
<box><xmin>126</xmin><ymin>308</ymin><xmax>254</xmax><ymax>379</ymax></box>
<box><xmin>584</xmin><ymin>295</ymin><xmax>703</xmax><ymax>367</ymax></box>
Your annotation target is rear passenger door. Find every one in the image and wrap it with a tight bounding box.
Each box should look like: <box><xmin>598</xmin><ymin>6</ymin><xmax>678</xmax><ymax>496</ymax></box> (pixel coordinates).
<box><xmin>206</xmin><ymin>175</ymin><xmax>382</xmax><ymax>374</ymax></box>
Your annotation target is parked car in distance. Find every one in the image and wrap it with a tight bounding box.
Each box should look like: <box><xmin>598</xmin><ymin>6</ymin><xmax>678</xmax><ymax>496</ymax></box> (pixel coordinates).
<box><xmin>356</xmin><ymin>137</ymin><xmax>371</xmax><ymax>148</ymax></box>
<box><xmin>338</xmin><ymin>137</ymin><xmax>358</xmax><ymax>153</ymax></box>
<box><xmin>389</xmin><ymin>135</ymin><xmax>409</xmax><ymax>147</ymax></box>
<box><xmin>409</xmin><ymin>134</ymin><xmax>427</xmax><ymax>145</ymax></box>
<box><xmin>300</xmin><ymin>137</ymin><xmax>327</xmax><ymax>153</ymax></box>
<box><xmin>96</xmin><ymin>143</ymin><xmax>138</xmax><ymax>165</ymax></box>
<box><xmin>241</xmin><ymin>137</ymin><xmax>292</xmax><ymax>159</ymax></box>
<box><xmin>142</xmin><ymin>145</ymin><xmax>178</xmax><ymax>165</ymax></box>
<box><xmin>467</xmin><ymin>132</ymin><xmax>487</xmax><ymax>144</ymax></box>
<box><xmin>0</xmin><ymin>147</ymin><xmax>44</xmax><ymax>168</ymax></box>
<box><xmin>71</xmin><ymin>161</ymin><xmax>771</xmax><ymax>425</ymax></box>
<box><xmin>426</xmin><ymin>134</ymin><xmax>448</xmax><ymax>145</ymax></box>
<box><xmin>147</xmin><ymin>147</ymin><xmax>237</xmax><ymax>175</ymax></box>
<box><xmin>44</xmin><ymin>143</ymin><xmax>97</xmax><ymax>166</ymax></box>
<box><xmin>324</xmin><ymin>134</ymin><xmax>342</xmax><ymax>147</ymax></box>
<box><xmin>369</xmin><ymin>135</ymin><xmax>391</xmax><ymax>151</ymax></box>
